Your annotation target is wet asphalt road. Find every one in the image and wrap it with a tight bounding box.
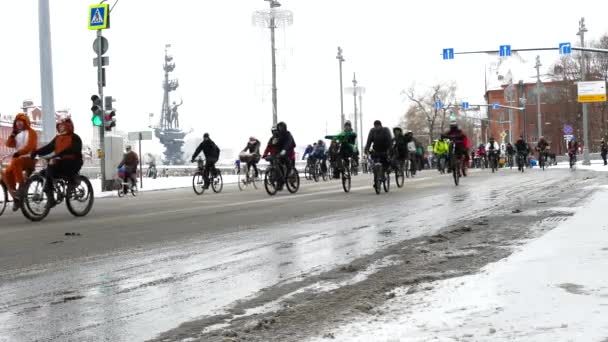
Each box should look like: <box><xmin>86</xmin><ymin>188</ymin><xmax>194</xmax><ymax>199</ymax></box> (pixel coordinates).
<box><xmin>0</xmin><ymin>168</ymin><xmax>590</xmax><ymax>341</ymax></box>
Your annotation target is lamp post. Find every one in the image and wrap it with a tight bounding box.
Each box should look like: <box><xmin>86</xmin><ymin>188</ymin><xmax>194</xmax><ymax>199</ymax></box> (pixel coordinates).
<box><xmin>253</xmin><ymin>0</ymin><xmax>293</xmax><ymax>126</ymax></box>
<box><xmin>38</xmin><ymin>0</ymin><xmax>56</xmax><ymax>143</ymax></box>
<box><xmin>337</xmin><ymin>47</ymin><xmax>345</xmax><ymax>127</ymax></box>
<box><xmin>344</xmin><ymin>74</ymin><xmax>366</xmax><ymax>153</ymax></box>
<box><xmin>577</xmin><ymin>17</ymin><xmax>591</xmax><ymax>165</ymax></box>
<box><xmin>535</xmin><ymin>55</ymin><xmax>543</xmax><ymax>139</ymax></box>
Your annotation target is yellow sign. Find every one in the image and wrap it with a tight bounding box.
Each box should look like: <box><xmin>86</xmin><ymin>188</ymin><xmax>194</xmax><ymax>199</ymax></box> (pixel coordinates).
<box><xmin>578</xmin><ymin>94</ymin><xmax>607</xmax><ymax>103</ymax></box>
<box><xmin>88</xmin><ymin>4</ymin><xmax>109</xmax><ymax>30</ymax></box>
<box><xmin>500</xmin><ymin>132</ymin><xmax>507</xmax><ymax>138</ymax></box>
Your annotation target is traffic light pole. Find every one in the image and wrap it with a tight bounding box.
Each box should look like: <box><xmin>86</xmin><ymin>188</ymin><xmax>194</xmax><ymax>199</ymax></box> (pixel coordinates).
<box><xmin>97</xmin><ymin>29</ymin><xmax>107</xmax><ymax>191</ymax></box>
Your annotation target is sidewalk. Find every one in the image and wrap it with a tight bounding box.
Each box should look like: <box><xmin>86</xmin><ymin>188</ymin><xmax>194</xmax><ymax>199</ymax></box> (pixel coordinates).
<box><xmin>90</xmin><ymin>175</ymin><xmax>239</xmax><ymax>198</ymax></box>
<box><xmin>311</xmin><ymin>190</ymin><xmax>608</xmax><ymax>341</ymax></box>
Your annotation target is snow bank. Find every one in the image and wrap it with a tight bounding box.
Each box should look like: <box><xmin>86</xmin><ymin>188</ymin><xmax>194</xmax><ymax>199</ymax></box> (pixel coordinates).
<box><xmin>91</xmin><ymin>175</ymin><xmax>239</xmax><ymax>198</ymax></box>
<box><xmin>311</xmin><ymin>191</ymin><xmax>608</xmax><ymax>341</ymax></box>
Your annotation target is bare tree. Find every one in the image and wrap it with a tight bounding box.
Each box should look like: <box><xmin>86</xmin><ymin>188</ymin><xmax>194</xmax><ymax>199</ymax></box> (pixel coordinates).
<box><xmin>401</xmin><ymin>82</ymin><xmax>458</xmax><ymax>144</ymax></box>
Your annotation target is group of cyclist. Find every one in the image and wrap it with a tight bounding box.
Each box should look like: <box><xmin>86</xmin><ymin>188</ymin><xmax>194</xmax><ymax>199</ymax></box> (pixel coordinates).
<box><xmin>1</xmin><ymin>113</ymin><xmax>84</xmax><ymax>212</ymax></box>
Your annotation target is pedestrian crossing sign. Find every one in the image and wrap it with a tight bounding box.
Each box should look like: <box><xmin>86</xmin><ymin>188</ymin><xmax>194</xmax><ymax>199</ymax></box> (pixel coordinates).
<box><xmin>88</xmin><ymin>4</ymin><xmax>109</xmax><ymax>30</ymax></box>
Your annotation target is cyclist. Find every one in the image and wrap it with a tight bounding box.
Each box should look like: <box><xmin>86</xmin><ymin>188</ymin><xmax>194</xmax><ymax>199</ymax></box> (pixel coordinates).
<box><xmin>601</xmin><ymin>138</ymin><xmax>608</xmax><ymax>166</ymax></box>
<box><xmin>567</xmin><ymin>138</ymin><xmax>579</xmax><ymax>165</ymax></box>
<box><xmin>443</xmin><ymin>119</ymin><xmax>470</xmax><ymax>177</ymax></box>
<box><xmin>30</xmin><ymin>116</ymin><xmax>83</xmax><ymax>208</ymax></box>
<box><xmin>486</xmin><ymin>137</ymin><xmax>500</xmax><ymax>169</ymax></box>
<box><xmin>514</xmin><ymin>136</ymin><xmax>529</xmax><ymax>167</ymax></box>
<box><xmin>404</xmin><ymin>130</ymin><xmax>417</xmax><ymax>176</ymax></box>
<box><xmin>506</xmin><ymin>142</ymin><xmax>515</xmax><ymax>167</ymax></box>
<box><xmin>325</xmin><ymin>121</ymin><xmax>357</xmax><ymax>178</ymax></box>
<box><xmin>433</xmin><ymin>135</ymin><xmax>449</xmax><ymax>172</ymax></box>
<box><xmin>191</xmin><ymin>133</ymin><xmax>220</xmax><ymax>189</ymax></box>
<box><xmin>263</xmin><ymin>122</ymin><xmax>295</xmax><ymax>190</ymax></box>
<box><xmin>535</xmin><ymin>136</ymin><xmax>549</xmax><ymax>167</ymax></box>
<box><xmin>240</xmin><ymin>136</ymin><xmax>261</xmax><ymax>178</ymax></box>
<box><xmin>391</xmin><ymin>127</ymin><xmax>408</xmax><ymax>173</ymax></box>
<box><xmin>117</xmin><ymin>145</ymin><xmax>139</xmax><ymax>194</ymax></box>
<box><xmin>476</xmin><ymin>144</ymin><xmax>487</xmax><ymax>168</ymax></box>
<box><xmin>302</xmin><ymin>144</ymin><xmax>314</xmax><ymax>160</ymax></box>
<box><xmin>311</xmin><ymin>139</ymin><xmax>328</xmax><ymax>176</ymax></box>
<box><xmin>364</xmin><ymin>120</ymin><xmax>393</xmax><ymax>174</ymax></box>
<box><xmin>2</xmin><ymin>113</ymin><xmax>37</xmax><ymax>210</ymax></box>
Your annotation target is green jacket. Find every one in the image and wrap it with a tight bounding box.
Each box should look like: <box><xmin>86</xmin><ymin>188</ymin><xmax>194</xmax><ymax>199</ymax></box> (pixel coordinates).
<box><xmin>433</xmin><ymin>139</ymin><xmax>449</xmax><ymax>155</ymax></box>
<box><xmin>325</xmin><ymin>130</ymin><xmax>357</xmax><ymax>148</ymax></box>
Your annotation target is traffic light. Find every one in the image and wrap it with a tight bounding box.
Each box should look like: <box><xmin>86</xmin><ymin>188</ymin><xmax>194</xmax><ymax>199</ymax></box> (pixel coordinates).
<box><xmin>104</xmin><ymin>110</ymin><xmax>116</xmax><ymax>132</ymax></box>
<box><xmin>91</xmin><ymin>95</ymin><xmax>103</xmax><ymax>127</ymax></box>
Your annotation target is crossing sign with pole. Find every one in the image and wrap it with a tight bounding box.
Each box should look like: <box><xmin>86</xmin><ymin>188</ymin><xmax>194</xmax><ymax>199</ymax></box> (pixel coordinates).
<box><xmin>88</xmin><ymin>4</ymin><xmax>110</xmax><ymax>30</ymax></box>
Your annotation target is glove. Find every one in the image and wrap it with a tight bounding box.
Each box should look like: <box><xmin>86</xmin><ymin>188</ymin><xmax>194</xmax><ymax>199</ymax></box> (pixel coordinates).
<box><xmin>191</xmin><ymin>159</ymin><xmax>195</xmax><ymax>163</ymax></box>
<box><xmin>12</xmin><ymin>152</ymin><xmax>20</xmax><ymax>158</ymax></box>
<box><xmin>279</xmin><ymin>150</ymin><xmax>286</xmax><ymax>157</ymax></box>
<box><xmin>30</xmin><ymin>152</ymin><xmax>37</xmax><ymax>159</ymax></box>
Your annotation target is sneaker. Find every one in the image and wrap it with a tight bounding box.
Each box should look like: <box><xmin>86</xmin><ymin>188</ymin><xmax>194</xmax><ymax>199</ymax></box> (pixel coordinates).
<box><xmin>12</xmin><ymin>198</ymin><xmax>20</xmax><ymax>212</ymax></box>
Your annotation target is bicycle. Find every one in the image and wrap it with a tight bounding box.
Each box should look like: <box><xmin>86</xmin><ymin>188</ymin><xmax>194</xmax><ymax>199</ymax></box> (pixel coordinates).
<box><xmin>0</xmin><ymin>155</ymin><xmax>10</xmax><ymax>216</ymax></box>
<box><xmin>436</xmin><ymin>155</ymin><xmax>447</xmax><ymax>174</ymax></box>
<box><xmin>304</xmin><ymin>158</ymin><xmax>314</xmax><ymax>181</ymax></box>
<box><xmin>116</xmin><ymin>169</ymin><xmax>138</xmax><ymax>197</ymax></box>
<box><xmin>449</xmin><ymin>142</ymin><xmax>461</xmax><ymax>186</ymax></box>
<box><xmin>337</xmin><ymin>156</ymin><xmax>351</xmax><ymax>193</ymax></box>
<box><xmin>263</xmin><ymin>155</ymin><xmax>300</xmax><ymax>196</ymax></box>
<box><xmin>393</xmin><ymin>158</ymin><xmax>405</xmax><ymax>188</ymax></box>
<box><xmin>192</xmin><ymin>158</ymin><xmax>223</xmax><ymax>195</ymax></box>
<box><xmin>237</xmin><ymin>160</ymin><xmax>258</xmax><ymax>191</ymax></box>
<box><xmin>506</xmin><ymin>154</ymin><xmax>514</xmax><ymax>169</ymax></box>
<box><xmin>370</xmin><ymin>154</ymin><xmax>390</xmax><ymax>195</ymax></box>
<box><xmin>21</xmin><ymin>158</ymin><xmax>94</xmax><ymax>222</ymax></box>
<box><xmin>350</xmin><ymin>157</ymin><xmax>359</xmax><ymax>176</ymax></box>
<box><xmin>517</xmin><ymin>152</ymin><xmax>526</xmax><ymax>173</ymax></box>
<box><xmin>569</xmin><ymin>152</ymin><xmax>577</xmax><ymax>170</ymax></box>
<box><xmin>488</xmin><ymin>150</ymin><xmax>499</xmax><ymax>173</ymax></box>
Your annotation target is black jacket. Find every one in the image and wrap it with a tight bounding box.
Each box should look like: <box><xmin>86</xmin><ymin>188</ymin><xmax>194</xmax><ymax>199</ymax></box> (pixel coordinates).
<box><xmin>243</xmin><ymin>140</ymin><xmax>261</xmax><ymax>155</ymax></box>
<box><xmin>365</xmin><ymin>127</ymin><xmax>392</xmax><ymax>153</ymax></box>
<box><xmin>277</xmin><ymin>131</ymin><xmax>296</xmax><ymax>154</ymax></box>
<box><xmin>515</xmin><ymin>139</ymin><xmax>528</xmax><ymax>154</ymax></box>
<box><xmin>192</xmin><ymin>139</ymin><xmax>220</xmax><ymax>160</ymax></box>
<box><xmin>35</xmin><ymin>134</ymin><xmax>83</xmax><ymax>161</ymax></box>
<box><xmin>393</xmin><ymin>134</ymin><xmax>408</xmax><ymax>158</ymax></box>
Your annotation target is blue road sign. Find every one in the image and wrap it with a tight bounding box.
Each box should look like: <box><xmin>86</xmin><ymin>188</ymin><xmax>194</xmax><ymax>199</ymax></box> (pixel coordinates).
<box><xmin>559</xmin><ymin>42</ymin><xmax>572</xmax><ymax>55</ymax></box>
<box><xmin>88</xmin><ymin>4</ymin><xmax>109</xmax><ymax>30</ymax></box>
<box><xmin>442</xmin><ymin>48</ymin><xmax>454</xmax><ymax>60</ymax></box>
<box><xmin>499</xmin><ymin>45</ymin><xmax>511</xmax><ymax>57</ymax></box>
<box><xmin>435</xmin><ymin>101</ymin><xmax>442</xmax><ymax>109</ymax></box>
<box><xmin>563</xmin><ymin>124</ymin><xmax>573</xmax><ymax>135</ymax></box>
<box><xmin>462</xmin><ymin>102</ymin><xmax>469</xmax><ymax>110</ymax></box>
<box><xmin>492</xmin><ymin>103</ymin><xmax>500</xmax><ymax>110</ymax></box>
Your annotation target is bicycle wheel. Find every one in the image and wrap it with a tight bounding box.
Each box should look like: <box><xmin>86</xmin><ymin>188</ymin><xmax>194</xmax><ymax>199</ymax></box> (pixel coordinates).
<box><xmin>405</xmin><ymin>160</ymin><xmax>410</xmax><ymax>178</ymax></box>
<box><xmin>66</xmin><ymin>175</ymin><xmax>95</xmax><ymax>217</ymax></box>
<box><xmin>286</xmin><ymin>167</ymin><xmax>300</xmax><ymax>194</ymax></box>
<box><xmin>264</xmin><ymin>167</ymin><xmax>278</xmax><ymax>196</ymax></box>
<box><xmin>0</xmin><ymin>181</ymin><xmax>7</xmax><ymax>216</ymax></box>
<box><xmin>21</xmin><ymin>174</ymin><xmax>50</xmax><ymax>222</ymax></box>
<box><xmin>304</xmin><ymin>164</ymin><xmax>311</xmax><ymax>181</ymax></box>
<box><xmin>312</xmin><ymin>162</ymin><xmax>319</xmax><ymax>182</ymax></box>
<box><xmin>192</xmin><ymin>171</ymin><xmax>205</xmax><ymax>195</ymax></box>
<box><xmin>342</xmin><ymin>164</ymin><xmax>351</xmax><ymax>193</ymax></box>
<box><xmin>250</xmin><ymin>168</ymin><xmax>258</xmax><ymax>190</ymax></box>
<box><xmin>131</xmin><ymin>182</ymin><xmax>138</xmax><ymax>197</ymax></box>
<box><xmin>212</xmin><ymin>171</ymin><xmax>223</xmax><ymax>193</ymax></box>
<box><xmin>453</xmin><ymin>159</ymin><xmax>460</xmax><ymax>186</ymax></box>
<box><xmin>395</xmin><ymin>162</ymin><xmax>405</xmax><ymax>188</ymax></box>
<box><xmin>373</xmin><ymin>165</ymin><xmax>381</xmax><ymax>195</ymax></box>
<box><xmin>238</xmin><ymin>171</ymin><xmax>246</xmax><ymax>191</ymax></box>
<box><xmin>383</xmin><ymin>169</ymin><xmax>390</xmax><ymax>193</ymax></box>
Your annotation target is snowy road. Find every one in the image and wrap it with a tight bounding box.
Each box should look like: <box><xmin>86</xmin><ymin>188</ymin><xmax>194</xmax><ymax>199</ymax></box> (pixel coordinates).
<box><xmin>0</xmin><ymin>168</ymin><xmax>602</xmax><ymax>341</ymax></box>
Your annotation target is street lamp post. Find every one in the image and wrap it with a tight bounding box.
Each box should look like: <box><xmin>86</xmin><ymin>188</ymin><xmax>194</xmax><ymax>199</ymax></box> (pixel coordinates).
<box><xmin>345</xmin><ymin>75</ymin><xmax>365</xmax><ymax>154</ymax></box>
<box><xmin>253</xmin><ymin>0</ymin><xmax>293</xmax><ymax>126</ymax></box>
<box><xmin>337</xmin><ymin>47</ymin><xmax>345</xmax><ymax>127</ymax></box>
<box><xmin>578</xmin><ymin>17</ymin><xmax>591</xmax><ymax>165</ymax></box>
<box><xmin>535</xmin><ymin>55</ymin><xmax>543</xmax><ymax>139</ymax></box>
<box><xmin>38</xmin><ymin>0</ymin><xmax>56</xmax><ymax>143</ymax></box>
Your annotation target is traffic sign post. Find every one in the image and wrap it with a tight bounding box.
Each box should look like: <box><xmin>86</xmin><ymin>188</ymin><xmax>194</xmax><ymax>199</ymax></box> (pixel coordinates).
<box><xmin>577</xmin><ymin>81</ymin><xmax>607</xmax><ymax>103</ymax></box>
<box><xmin>499</xmin><ymin>45</ymin><xmax>511</xmax><ymax>57</ymax></box>
<box><xmin>563</xmin><ymin>124</ymin><xmax>573</xmax><ymax>135</ymax></box>
<box><xmin>493</xmin><ymin>103</ymin><xmax>500</xmax><ymax>110</ymax></box>
<box><xmin>462</xmin><ymin>102</ymin><xmax>469</xmax><ymax>110</ymax></box>
<box><xmin>128</xmin><ymin>132</ymin><xmax>153</xmax><ymax>189</ymax></box>
<box><xmin>435</xmin><ymin>101</ymin><xmax>442</xmax><ymax>109</ymax></box>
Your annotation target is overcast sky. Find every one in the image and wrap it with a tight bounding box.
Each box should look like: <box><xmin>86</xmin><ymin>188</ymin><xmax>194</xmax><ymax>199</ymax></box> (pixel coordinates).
<box><xmin>1</xmin><ymin>0</ymin><xmax>607</xmax><ymax>154</ymax></box>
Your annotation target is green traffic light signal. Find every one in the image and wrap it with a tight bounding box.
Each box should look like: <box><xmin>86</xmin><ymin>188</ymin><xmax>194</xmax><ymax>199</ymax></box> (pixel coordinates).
<box><xmin>92</xmin><ymin>115</ymin><xmax>103</xmax><ymax>126</ymax></box>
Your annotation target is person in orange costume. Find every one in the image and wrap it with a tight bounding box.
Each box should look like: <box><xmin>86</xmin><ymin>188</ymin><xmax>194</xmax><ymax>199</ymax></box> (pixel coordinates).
<box><xmin>3</xmin><ymin>113</ymin><xmax>37</xmax><ymax>210</ymax></box>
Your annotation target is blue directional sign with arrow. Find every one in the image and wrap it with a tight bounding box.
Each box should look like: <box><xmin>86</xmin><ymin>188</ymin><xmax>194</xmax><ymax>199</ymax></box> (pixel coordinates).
<box><xmin>493</xmin><ymin>103</ymin><xmax>500</xmax><ymax>110</ymax></box>
<box><xmin>442</xmin><ymin>48</ymin><xmax>454</xmax><ymax>60</ymax></box>
<box><xmin>435</xmin><ymin>101</ymin><xmax>442</xmax><ymax>109</ymax></box>
<box><xmin>559</xmin><ymin>42</ymin><xmax>572</xmax><ymax>55</ymax></box>
<box><xmin>499</xmin><ymin>45</ymin><xmax>511</xmax><ymax>57</ymax></box>
<box><xmin>462</xmin><ymin>102</ymin><xmax>469</xmax><ymax>110</ymax></box>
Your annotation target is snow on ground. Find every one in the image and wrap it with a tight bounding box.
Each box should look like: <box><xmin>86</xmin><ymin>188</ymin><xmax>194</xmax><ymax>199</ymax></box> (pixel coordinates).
<box><xmin>310</xmin><ymin>191</ymin><xmax>608</xmax><ymax>342</ymax></box>
<box><xmin>552</xmin><ymin>159</ymin><xmax>608</xmax><ymax>172</ymax></box>
<box><xmin>91</xmin><ymin>175</ymin><xmax>239</xmax><ymax>198</ymax></box>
